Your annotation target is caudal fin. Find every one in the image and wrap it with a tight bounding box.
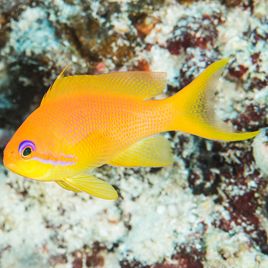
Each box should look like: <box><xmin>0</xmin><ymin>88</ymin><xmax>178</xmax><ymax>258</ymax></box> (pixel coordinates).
<box><xmin>167</xmin><ymin>59</ymin><xmax>260</xmax><ymax>141</ymax></box>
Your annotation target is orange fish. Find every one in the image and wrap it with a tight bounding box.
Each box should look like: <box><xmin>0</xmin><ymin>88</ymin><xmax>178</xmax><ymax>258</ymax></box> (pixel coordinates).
<box><xmin>3</xmin><ymin>59</ymin><xmax>259</xmax><ymax>200</ymax></box>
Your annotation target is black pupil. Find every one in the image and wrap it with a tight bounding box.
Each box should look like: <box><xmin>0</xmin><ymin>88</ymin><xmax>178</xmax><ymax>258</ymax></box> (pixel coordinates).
<box><xmin>23</xmin><ymin>147</ymin><xmax>32</xmax><ymax>157</ymax></box>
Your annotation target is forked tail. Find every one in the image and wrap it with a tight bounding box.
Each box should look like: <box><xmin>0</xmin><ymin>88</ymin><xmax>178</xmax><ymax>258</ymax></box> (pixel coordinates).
<box><xmin>167</xmin><ymin>59</ymin><xmax>260</xmax><ymax>141</ymax></box>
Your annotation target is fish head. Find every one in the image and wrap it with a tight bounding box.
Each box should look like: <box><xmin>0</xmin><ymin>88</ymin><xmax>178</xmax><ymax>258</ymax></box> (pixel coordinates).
<box><xmin>3</xmin><ymin>108</ymin><xmax>67</xmax><ymax>181</ymax></box>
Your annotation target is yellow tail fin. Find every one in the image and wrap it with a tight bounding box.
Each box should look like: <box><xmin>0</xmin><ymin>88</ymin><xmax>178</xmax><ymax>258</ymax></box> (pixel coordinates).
<box><xmin>167</xmin><ymin>59</ymin><xmax>260</xmax><ymax>141</ymax></box>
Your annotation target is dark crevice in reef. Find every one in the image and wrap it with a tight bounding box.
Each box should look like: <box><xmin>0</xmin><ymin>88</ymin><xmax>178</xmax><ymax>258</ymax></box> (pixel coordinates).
<box><xmin>0</xmin><ymin>56</ymin><xmax>51</xmax><ymax>129</ymax></box>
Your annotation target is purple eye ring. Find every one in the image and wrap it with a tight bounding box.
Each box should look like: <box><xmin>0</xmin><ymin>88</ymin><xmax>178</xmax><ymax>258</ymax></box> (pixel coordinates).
<box><xmin>19</xmin><ymin>140</ymin><xmax>36</xmax><ymax>158</ymax></box>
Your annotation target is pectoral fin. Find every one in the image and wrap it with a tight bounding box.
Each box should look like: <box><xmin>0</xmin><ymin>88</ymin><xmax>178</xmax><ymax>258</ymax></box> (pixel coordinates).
<box><xmin>64</xmin><ymin>175</ymin><xmax>118</xmax><ymax>200</ymax></box>
<box><xmin>109</xmin><ymin>135</ymin><xmax>173</xmax><ymax>167</ymax></box>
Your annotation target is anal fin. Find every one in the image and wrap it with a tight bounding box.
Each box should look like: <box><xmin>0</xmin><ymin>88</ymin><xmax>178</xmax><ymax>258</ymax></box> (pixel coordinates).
<box><xmin>109</xmin><ymin>135</ymin><xmax>173</xmax><ymax>167</ymax></box>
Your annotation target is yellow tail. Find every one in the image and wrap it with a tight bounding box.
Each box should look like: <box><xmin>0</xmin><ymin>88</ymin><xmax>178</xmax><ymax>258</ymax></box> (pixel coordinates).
<box><xmin>167</xmin><ymin>59</ymin><xmax>260</xmax><ymax>141</ymax></box>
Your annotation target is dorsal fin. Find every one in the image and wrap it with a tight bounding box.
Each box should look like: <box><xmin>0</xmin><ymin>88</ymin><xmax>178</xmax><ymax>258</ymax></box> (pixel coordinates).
<box><xmin>41</xmin><ymin>69</ymin><xmax>167</xmax><ymax>105</ymax></box>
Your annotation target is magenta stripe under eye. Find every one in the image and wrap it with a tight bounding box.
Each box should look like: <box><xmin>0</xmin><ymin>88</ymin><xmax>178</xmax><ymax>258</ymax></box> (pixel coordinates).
<box><xmin>19</xmin><ymin>140</ymin><xmax>36</xmax><ymax>154</ymax></box>
<box><xmin>32</xmin><ymin>157</ymin><xmax>75</xmax><ymax>166</ymax></box>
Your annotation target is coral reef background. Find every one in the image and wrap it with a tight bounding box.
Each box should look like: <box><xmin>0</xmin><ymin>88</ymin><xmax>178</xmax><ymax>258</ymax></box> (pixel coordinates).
<box><xmin>0</xmin><ymin>0</ymin><xmax>268</xmax><ymax>267</ymax></box>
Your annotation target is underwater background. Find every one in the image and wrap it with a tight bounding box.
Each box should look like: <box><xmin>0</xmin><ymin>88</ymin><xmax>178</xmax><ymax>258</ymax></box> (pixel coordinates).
<box><xmin>0</xmin><ymin>0</ymin><xmax>268</xmax><ymax>267</ymax></box>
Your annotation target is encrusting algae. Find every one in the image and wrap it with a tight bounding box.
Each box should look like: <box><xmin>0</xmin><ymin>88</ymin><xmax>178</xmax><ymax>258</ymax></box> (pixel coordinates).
<box><xmin>3</xmin><ymin>59</ymin><xmax>260</xmax><ymax>199</ymax></box>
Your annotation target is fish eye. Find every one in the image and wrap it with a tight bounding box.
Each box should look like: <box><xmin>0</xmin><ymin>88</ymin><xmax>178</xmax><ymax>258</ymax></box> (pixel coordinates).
<box><xmin>22</xmin><ymin>147</ymin><xmax>32</xmax><ymax>157</ymax></box>
<box><xmin>19</xmin><ymin>140</ymin><xmax>36</xmax><ymax>159</ymax></box>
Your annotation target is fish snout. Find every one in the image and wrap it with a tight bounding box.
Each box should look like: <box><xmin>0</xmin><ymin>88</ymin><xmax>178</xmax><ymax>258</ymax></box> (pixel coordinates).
<box><xmin>3</xmin><ymin>146</ymin><xmax>16</xmax><ymax>171</ymax></box>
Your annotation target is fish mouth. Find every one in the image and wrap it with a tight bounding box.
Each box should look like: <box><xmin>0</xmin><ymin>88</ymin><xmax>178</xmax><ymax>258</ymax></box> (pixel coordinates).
<box><xmin>3</xmin><ymin>159</ymin><xmax>34</xmax><ymax>179</ymax></box>
<box><xmin>3</xmin><ymin>160</ymin><xmax>17</xmax><ymax>174</ymax></box>
<box><xmin>3</xmin><ymin>148</ymin><xmax>19</xmax><ymax>174</ymax></box>
<box><xmin>3</xmin><ymin>153</ymin><xmax>17</xmax><ymax>172</ymax></box>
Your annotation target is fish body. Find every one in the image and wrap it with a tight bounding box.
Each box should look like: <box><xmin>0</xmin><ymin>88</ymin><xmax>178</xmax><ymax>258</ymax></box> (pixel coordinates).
<box><xmin>3</xmin><ymin>60</ymin><xmax>260</xmax><ymax>199</ymax></box>
<box><xmin>11</xmin><ymin>94</ymin><xmax>170</xmax><ymax>179</ymax></box>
